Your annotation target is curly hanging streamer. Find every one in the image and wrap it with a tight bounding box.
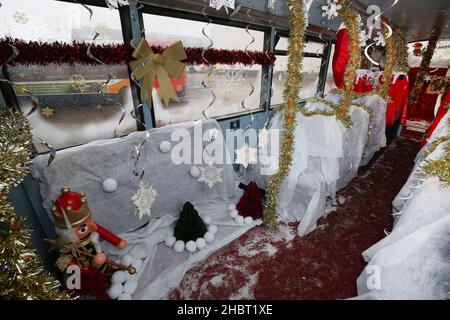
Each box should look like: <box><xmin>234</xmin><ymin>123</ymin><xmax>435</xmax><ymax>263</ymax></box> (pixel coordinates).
<box><xmin>74</xmin><ymin>0</ymin><xmax>93</xmax><ymax>20</ymax></box>
<box><xmin>364</xmin><ymin>0</ymin><xmax>398</xmax><ymax>66</ymax></box>
<box><xmin>200</xmin><ymin>7</ymin><xmax>217</xmax><ymax>120</ymax></box>
<box><xmin>130</xmin><ymin>104</ymin><xmax>151</xmax><ymax>180</ymax></box>
<box><xmin>38</xmin><ymin>138</ymin><xmax>56</xmax><ymax>167</ymax></box>
<box><xmin>87</xmin><ymin>30</ymin><xmax>126</xmax><ymax>137</ymax></box>
<box><xmin>263</xmin><ymin>0</ymin><xmax>306</xmax><ymax>229</ymax></box>
<box><xmin>0</xmin><ymin>44</ymin><xmax>41</xmax><ymax>117</ymax></box>
<box><xmin>0</xmin><ymin>45</ymin><xmax>56</xmax><ymax>165</ymax></box>
<box><xmin>240</xmin><ymin>9</ymin><xmax>256</xmax><ymax>130</ymax></box>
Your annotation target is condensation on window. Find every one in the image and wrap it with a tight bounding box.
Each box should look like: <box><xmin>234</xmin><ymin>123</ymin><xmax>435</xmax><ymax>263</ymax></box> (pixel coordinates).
<box><xmin>0</xmin><ymin>0</ymin><xmax>137</xmax><ymax>152</ymax></box>
<box><xmin>143</xmin><ymin>14</ymin><xmax>264</xmax><ymax>127</ymax></box>
<box><xmin>324</xmin><ymin>44</ymin><xmax>337</xmax><ymax>95</ymax></box>
<box><xmin>271</xmin><ymin>56</ymin><xmax>322</xmax><ymax>106</ymax></box>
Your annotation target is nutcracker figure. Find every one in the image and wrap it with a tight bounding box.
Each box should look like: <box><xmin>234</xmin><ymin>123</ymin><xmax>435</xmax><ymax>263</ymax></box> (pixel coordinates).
<box><xmin>47</xmin><ymin>187</ymin><xmax>133</xmax><ymax>299</ymax></box>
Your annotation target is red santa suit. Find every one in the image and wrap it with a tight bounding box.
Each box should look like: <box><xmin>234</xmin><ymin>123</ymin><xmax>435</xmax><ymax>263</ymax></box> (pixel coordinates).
<box><xmin>332</xmin><ymin>24</ymin><xmax>349</xmax><ymax>89</ymax></box>
<box><xmin>386</xmin><ymin>72</ymin><xmax>410</xmax><ymax>126</ymax></box>
<box><xmin>420</xmin><ymin>89</ymin><xmax>450</xmax><ymax>148</ymax></box>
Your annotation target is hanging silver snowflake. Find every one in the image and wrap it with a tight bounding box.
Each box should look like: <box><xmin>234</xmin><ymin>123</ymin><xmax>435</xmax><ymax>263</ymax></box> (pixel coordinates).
<box><xmin>198</xmin><ymin>165</ymin><xmax>223</xmax><ymax>188</ymax></box>
<box><xmin>209</xmin><ymin>0</ymin><xmax>235</xmax><ymax>14</ymax></box>
<box><xmin>359</xmin><ymin>30</ymin><xmax>369</xmax><ymax>48</ymax></box>
<box><xmin>131</xmin><ymin>181</ymin><xmax>157</xmax><ymax>219</ymax></box>
<box><xmin>374</xmin><ymin>31</ymin><xmax>386</xmax><ymax>47</ymax></box>
<box><xmin>105</xmin><ymin>0</ymin><xmax>129</xmax><ymax>9</ymax></box>
<box><xmin>424</xmin><ymin>74</ymin><xmax>433</xmax><ymax>82</ymax></box>
<box><xmin>321</xmin><ymin>0</ymin><xmax>341</xmax><ymax>20</ymax></box>
<box><xmin>235</xmin><ymin>144</ymin><xmax>257</xmax><ymax>168</ymax></box>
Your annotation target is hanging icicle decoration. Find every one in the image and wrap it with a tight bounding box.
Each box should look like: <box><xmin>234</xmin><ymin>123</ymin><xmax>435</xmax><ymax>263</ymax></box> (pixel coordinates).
<box><xmin>130</xmin><ymin>104</ymin><xmax>151</xmax><ymax>180</ymax></box>
<box><xmin>240</xmin><ymin>9</ymin><xmax>256</xmax><ymax>130</ymax></box>
<box><xmin>87</xmin><ymin>30</ymin><xmax>126</xmax><ymax>138</ymax></box>
<box><xmin>0</xmin><ymin>44</ymin><xmax>56</xmax><ymax>165</ymax></box>
<box><xmin>200</xmin><ymin>6</ymin><xmax>217</xmax><ymax>121</ymax></box>
<box><xmin>363</xmin><ymin>0</ymin><xmax>398</xmax><ymax>66</ymax></box>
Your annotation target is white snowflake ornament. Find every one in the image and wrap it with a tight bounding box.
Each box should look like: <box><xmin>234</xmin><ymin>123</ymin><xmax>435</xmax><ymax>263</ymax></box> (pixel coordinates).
<box><xmin>235</xmin><ymin>144</ymin><xmax>257</xmax><ymax>168</ymax></box>
<box><xmin>359</xmin><ymin>30</ymin><xmax>369</xmax><ymax>48</ymax></box>
<box><xmin>105</xmin><ymin>0</ymin><xmax>129</xmax><ymax>9</ymax></box>
<box><xmin>198</xmin><ymin>165</ymin><xmax>223</xmax><ymax>188</ymax></box>
<box><xmin>424</xmin><ymin>74</ymin><xmax>433</xmax><ymax>82</ymax></box>
<box><xmin>374</xmin><ymin>31</ymin><xmax>386</xmax><ymax>47</ymax></box>
<box><xmin>209</xmin><ymin>0</ymin><xmax>235</xmax><ymax>14</ymax></box>
<box><xmin>321</xmin><ymin>0</ymin><xmax>341</xmax><ymax>20</ymax></box>
<box><xmin>131</xmin><ymin>182</ymin><xmax>157</xmax><ymax>220</ymax></box>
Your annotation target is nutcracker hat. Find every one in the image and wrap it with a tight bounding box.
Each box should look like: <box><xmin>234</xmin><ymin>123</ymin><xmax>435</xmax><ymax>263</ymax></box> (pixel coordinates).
<box><xmin>51</xmin><ymin>187</ymin><xmax>91</xmax><ymax>229</ymax></box>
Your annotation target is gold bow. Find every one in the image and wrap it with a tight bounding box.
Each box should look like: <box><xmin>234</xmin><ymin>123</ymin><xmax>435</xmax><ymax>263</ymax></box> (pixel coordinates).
<box><xmin>129</xmin><ymin>38</ymin><xmax>187</xmax><ymax>108</ymax></box>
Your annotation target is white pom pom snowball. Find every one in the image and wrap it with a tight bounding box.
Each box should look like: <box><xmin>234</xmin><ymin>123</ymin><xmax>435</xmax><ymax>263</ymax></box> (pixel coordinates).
<box><xmin>123</xmin><ymin>280</ymin><xmax>138</xmax><ymax>295</ymax></box>
<box><xmin>208</xmin><ymin>224</ymin><xmax>218</xmax><ymax>234</ymax></box>
<box><xmin>102</xmin><ymin>178</ymin><xmax>118</xmax><ymax>193</ymax></box>
<box><xmin>120</xmin><ymin>255</ymin><xmax>133</xmax><ymax>266</ymax></box>
<box><xmin>203</xmin><ymin>215</ymin><xmax>212</xmax><ymax>225</ymax></box>
<box><xmin>186</xmin><ymin>240</ymin><xmax>197</xmax><ymax>253</ymax></box>
<box><xmin>126</xmin><ymin>272</ymin><xmax>137</xmax><ymax>281</ymax></box>
<box><xmin>244</xmin><ymin>216</ymin><xmax>253</xmax><ymax>225</ymax></box>
<box><xmin>229</xmin><ymin>209</ymin><xmax>238</xmax><ymax>218</ymax></box>
<box><xmin>228</xmin><ymin>204</ymin><xmax>236</xmax><ymax>211</ymax></box>
<box><xmin>234</xmin><ymin>215</ymin><xmax>244</xmax><ymax>225</ymax></box>
<box><xmin>111</xmin><ymin>271</ymin><xmax>126</xmax><ymax>284</ymax></box>
<box><xmin>189</xmin><ymin>166</ymin><xmax>200</xmax><ymax>178</ymax></box>
<box><xmin>118</xmin><ymin>293</ymin><xmax>132</xmax><ymax>300</ymax></box>
<box><xmin>174</xmin><ymin>240</ymin><xmax>185</xmax><ymax>253</ymax></box>
<box><xmin>108</xmin><ymin>283</ymin><xmax>124</xmax><ymax>299</ymax></box>
<box><xmin>195</xmin><ymin>238</ymin><xmax>206</xmax><ymax>250</ymax></box>
<box><xmin>204</xmin><ymin>231</ymin><xmax>215</xmax><ymax>243</ymax></box>
<box><xmin>165</xmin><ymin>235</ymin><xmax>176</xmax><ymax>248</ymax></box>
<box><xmin>159</xmin><ymin>141</ymin><xmax>172</xmax><ymax>153</ymax></box>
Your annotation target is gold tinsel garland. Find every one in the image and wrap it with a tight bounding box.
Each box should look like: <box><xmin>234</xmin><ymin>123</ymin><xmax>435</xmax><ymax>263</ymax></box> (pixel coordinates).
<box><xmin>425</xmin><ymin>135</ymin><xmax>450</xmax><ymax>158</ymax></box>
<box><xmin>419</xmin><ymin>118</ymin><xmax>450</xmax><ymax>187</ymax></box>
<box><xmin>394</xmin><ymin>29</ymin><xmax>409</xmax><ymax>74</ymax></box>
<box><xmin>0</xmin><ymin>108</ymin><xmax>71</xmax><ymax>300</ymax></box>
<box><xmin>379</xmin><ymin>27</ymin><xmax>396</xmax><ymax>102</ymax></box>
<box><xmin>410</xmin><ymin>28</ymin><xmax>441</xmax><ymax>106</ymax></box>
<box><xmin>336</xmin><ymin>2</ymin><xmax>361</xmax><ymax>121</ymax></box>
<box><xmin>263</xmin><ymin>0</ymin><xmax>305</xmax><ymax>228</ymax></box>
<box><xmin>0</xmin><ymin>109</ymin><xmax>33</xmax><ymax>193</ymax></box>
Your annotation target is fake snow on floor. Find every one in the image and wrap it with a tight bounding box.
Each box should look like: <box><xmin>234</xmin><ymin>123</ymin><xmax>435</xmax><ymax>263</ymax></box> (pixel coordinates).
<box><xmin>167</xmin><ymin>138</ymin><xmax>419</xmax><ymax>300</ymax></box>
<box><xmin>165</xmin><ymin>222</ymin><xmax>297</xmax><ymax>300</ymax></box>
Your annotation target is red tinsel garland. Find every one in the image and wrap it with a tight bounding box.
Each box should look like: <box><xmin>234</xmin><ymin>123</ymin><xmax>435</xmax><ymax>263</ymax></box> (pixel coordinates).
<box><xmin>0</xmin><ymin>38</ymin><xmax>276</xmax><ymax>67</ymax></box>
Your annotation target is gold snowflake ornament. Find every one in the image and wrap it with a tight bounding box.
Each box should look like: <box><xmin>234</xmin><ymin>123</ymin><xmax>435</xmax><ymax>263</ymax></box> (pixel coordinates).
<box><xmin>95</xmin><ymin>23</ymin><xmax>110</xmax><ymax>39</ymax></box>
<box><xmin>13</xmin><ymin>11</ymin><xmax>28</xmax><ymax>24</ymax></box>
<box><xmin>41</xmin><ymin>106</ymin><xmax>54</xmax><ymax>118</ymax></box>
<box><xmin>70</xmin><ymin>74</ymin><xmax>87</xmax><ymax>92</ymax></box>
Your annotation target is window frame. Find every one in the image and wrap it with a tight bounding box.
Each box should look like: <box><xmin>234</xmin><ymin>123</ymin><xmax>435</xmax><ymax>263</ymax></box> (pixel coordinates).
<box><xmin>2</xmin><ymin>0</ymin><xmax>336</xmax><ymax>131</ymax></box>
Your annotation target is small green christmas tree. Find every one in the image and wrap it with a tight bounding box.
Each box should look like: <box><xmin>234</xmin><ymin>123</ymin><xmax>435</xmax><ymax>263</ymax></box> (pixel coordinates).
<box><xmin>174</xmin><ymin>202</ymin><xmax>207</xmax><ymax>242</ymax></box>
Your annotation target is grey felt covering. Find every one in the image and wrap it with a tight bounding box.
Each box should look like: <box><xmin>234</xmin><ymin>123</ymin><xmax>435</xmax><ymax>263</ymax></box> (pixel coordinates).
<box><xmin>31</xmin><ymin>119</ymin><xmax>237</xmax><ymax>234</ymax></box>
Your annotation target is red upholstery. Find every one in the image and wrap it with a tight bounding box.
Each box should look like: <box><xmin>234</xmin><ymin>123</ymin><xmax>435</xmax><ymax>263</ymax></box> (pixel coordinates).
<box><xmin>420</xmin><ymin>90</ymin><xmax>450</xmax><ymax>148</ymax></box>
<box><xmin>408</xmin><ymin>67</ymin><xmax>449</xmax><ymax>122</ymax></box>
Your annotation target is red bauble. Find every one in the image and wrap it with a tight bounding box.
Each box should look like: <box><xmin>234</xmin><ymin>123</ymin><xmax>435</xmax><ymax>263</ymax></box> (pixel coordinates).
<box><xmin>236</xmin><ymin>181</ymin><xmax>263</xmax><ymax>220</ymax></box>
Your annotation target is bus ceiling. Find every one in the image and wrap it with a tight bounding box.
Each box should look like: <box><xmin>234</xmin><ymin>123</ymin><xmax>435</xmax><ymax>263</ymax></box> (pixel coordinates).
<box><xmin>131</xmin><ymin>0</ymin><xmax>449</xmax><ymax>42</ymax></box>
